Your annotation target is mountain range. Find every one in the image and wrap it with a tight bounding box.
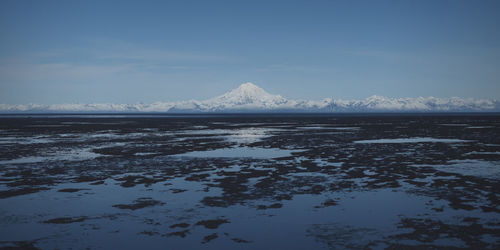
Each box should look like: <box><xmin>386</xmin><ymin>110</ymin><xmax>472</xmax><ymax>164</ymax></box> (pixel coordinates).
<box><xmin>1</xmin><ymin>82</ymin><xmax>499</xmax><ymax>112</ymax></box>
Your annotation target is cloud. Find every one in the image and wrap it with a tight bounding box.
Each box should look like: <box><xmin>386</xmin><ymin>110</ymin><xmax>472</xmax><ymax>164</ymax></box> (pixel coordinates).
<box><xmin>0</xmin><ymin>40</ymin><xmax>234</xmax><ymax>88</ymax></box>
<box><xmin>0</xmin><ymin>62</ymin><xmax>134</xmax><ymax>82</ymax></box>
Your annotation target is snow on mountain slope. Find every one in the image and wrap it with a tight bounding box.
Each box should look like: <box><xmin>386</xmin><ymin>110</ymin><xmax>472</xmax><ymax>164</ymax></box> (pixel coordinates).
<box><xmin>197</xmin><ymin>82</ymin><xmax>289</xmax><ymax>110</ymax></box>
<box><xmin>1</xmin><ymin>82</ymin><xmax>499</xmax><ymax>112</ymax></box>
<box><xmin>322</xmin><ymin>95</ymin><xmax>498</xmax><ymax>112</ymax></box>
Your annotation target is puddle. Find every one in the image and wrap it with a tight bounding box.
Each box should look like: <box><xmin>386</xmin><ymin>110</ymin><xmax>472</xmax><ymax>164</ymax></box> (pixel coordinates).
<box><xmin>224</xmin><ymin>128</ymin><xmax>279</xmax><ymax>144</ymax></box>
<box><xmin>180</xmin><ymin>127</ymin><xmax>280</xmax><ymax>144</ymax></box>
<box><xmin>174</xmin><ymin>147</ymin><xmax>299</xmax><ymax>158</ymax></box>
<box><xmin>0</xmin><ymin>148</ymin><xmax>103</xmax><ymax>164</ymax></box>
<box><xmin>0</xmin><ymin>136</ymin><xmax>54</xmax><ymax>145</ymax></box>
<box><xmin>466</xmin><ymin>126</ymin><xmax>494</xmax><ymax>129</ymax></box>
<box><xmin>298</xmin><ymin>126</ymin><xmax>360</xmax><ymax>130</ymax></box>
<box><xmin>464</xmin><ymin>151</ymin><xmax>500</xmax><ymax>156</ymax></box>
<box><xmin>178</xmin><ymin>129</ymin><xmax>230</xmax><ymax>135</ymax></box>
<box><xmin>433</xmin><ymin>160</ymin><xmax>500</xmax><ymax>178</ymax></box>
<box><xmin>134</xmin><ymin>152</ymin><xmax>157</xmax><ymax>156</ymax></box>
<box><xmin>353</xmin><ymin>137</ymin><xmax>473</xmax><ymax>144</ymax></box>
<box><xmin>439</xmin><ymin>124</ymin><xmax>469</xmax><ymax>127</ymax></box>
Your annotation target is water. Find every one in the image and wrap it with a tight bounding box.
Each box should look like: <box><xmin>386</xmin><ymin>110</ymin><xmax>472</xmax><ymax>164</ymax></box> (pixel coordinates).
<box><xmin>0</xmin><ymin>114</ymin><xmax>499</xmax><ymax>249</ymax></box>
<box><xmin>353</xmin><ymin>137</ymin><xmax>473</xmax><ymax>144</ymax></box>
<box><xmin>434</xmin><ymin>160</ymin><xmax>500</xmax><ymax>178</ymax></box>
<box><xmin>174</xmin><ymin>147</ymin><xmax>299</xmax><ymax>158</ymax></box>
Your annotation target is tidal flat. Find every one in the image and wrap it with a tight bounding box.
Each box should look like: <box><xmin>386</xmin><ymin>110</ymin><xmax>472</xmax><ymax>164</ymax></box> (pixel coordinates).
<box><xmin>0</xmin><ymin>114</ymin><xmax>499</xmax><ymax>249</ymax></box>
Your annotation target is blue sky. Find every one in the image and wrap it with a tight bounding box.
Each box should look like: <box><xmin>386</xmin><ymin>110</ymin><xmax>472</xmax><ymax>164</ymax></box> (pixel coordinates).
<box><xmin>1</xmin><ymin>0</ymin><xmax>499</xmax><ymax>104</ymax></box>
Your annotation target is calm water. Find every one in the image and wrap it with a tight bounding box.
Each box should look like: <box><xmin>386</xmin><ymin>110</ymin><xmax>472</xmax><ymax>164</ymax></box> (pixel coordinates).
<box><xmin>0</xmin><ymin>114</ymin><xmax>499</xmax><ymax>249</ymax></box>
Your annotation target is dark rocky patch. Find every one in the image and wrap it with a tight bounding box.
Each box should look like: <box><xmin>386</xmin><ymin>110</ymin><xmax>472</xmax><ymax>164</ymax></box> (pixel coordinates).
<box><xmin>170</xmin><ymin>223</ymin><xmax>190</xmax><ymax>229</ymax></box>
<box><xmin>57</xmin><ymin>188</ymin><xmax>89</xmax><ymax>193</ymax></box>
<box><xmin>201</xmin><ymin>233</ymin><xmax>218</xmax><ymax>244</ymax></box>
<box><xmin>0</xmin><ymin>187</ymin><xmax>49</xmax><ymax>199</ymax></box>
<box><xmin>231</xmin><ymin>238</ymin><xmax>252</xmax><ymax>243</ymax></box>
<box><xmin>112</xmin><ymin>197</ymin><xmax>164</xmax><ymax>210</ymax></box>
<box><xmin>257</xmin><ymin>203</ymin><xmax>283</xmax><ymax>210</ymax></box>
<box><xmin>195</xmin><ymin>219</ymin><xmax>230</xmax><ymax>229</ymax></box>
<box><xmin>165</xmin><ymin>229</ymin><xmax>190</xmax><ymax>238</ymax></box>
<box><xmin>139</xmin><ymin>231</ymin><xmax>160</xmax><ymax>236</ymax></box>
<box><xmin>170</xmin><ymin>188</ymin><xmax>187</xmax><ymax>194</ymax></box>
<box><xmin>314</xmin><ymin>199</ymin><xmax>338</xmax><ymax>208</ymax></box>
<box><xmin>43</xmin><ymin>216</ymin><xmax>87</xmax><ymax>224</ymax></box>
<box><xmin>0</xmin><ymin>241</ymin><xmax>40</xmax><ymax>250</ymax></box>
<box><xmin>390</xmin><ymin>217</ymin><xmax>500</xmax><ymax>248</ymax></box>
<box><xmin>185</xmin><ymin>173</ymin><xmax>210</xmax><ymax>182</ymax></box>
<box><xmin>114</xmin><ymin>175</ymin><xmax>166</xmax><ymax>188</ymax></box>
<box><xmin>72</xmin><ymin>175</ymin><xmax>106</xmax><ymax>183</ymax></box>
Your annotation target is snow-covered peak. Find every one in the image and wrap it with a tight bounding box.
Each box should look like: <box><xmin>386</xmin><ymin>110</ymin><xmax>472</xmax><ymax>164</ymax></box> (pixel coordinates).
<box><xmin>203</xmin><ymin>82</ymin><xmax>288</xmax><ymax>109</ymax></box>
<box><xmin>236</xmin><ymin>82</ymin><xmax>262</xmax><ymax>92</ymax></box>
<box><xmin>219</xmin><ymin>82</ymin><xmax>279</xmax><ymax>102</ymax></box>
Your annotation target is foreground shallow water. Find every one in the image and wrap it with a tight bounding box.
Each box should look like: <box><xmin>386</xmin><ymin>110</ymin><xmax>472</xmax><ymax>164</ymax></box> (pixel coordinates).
<box><xmin>0</xmin><ymin>114</ymin><xmax>499</xmax><ymax>249</ymax></box>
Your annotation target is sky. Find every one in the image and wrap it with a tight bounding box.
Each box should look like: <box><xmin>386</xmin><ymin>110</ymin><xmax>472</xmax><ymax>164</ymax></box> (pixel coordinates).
<box><xmin>1</xmin><ymin>0</ymin><xmax>499</xmax><ymax>104</ymax></box>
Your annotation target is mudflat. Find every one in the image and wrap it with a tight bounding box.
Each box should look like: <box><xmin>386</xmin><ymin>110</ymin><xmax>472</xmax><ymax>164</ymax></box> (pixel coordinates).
<box><xmin>0</xmin><ymin>114</ymin><xmax>499</xmax><ymax>249</ymax></box>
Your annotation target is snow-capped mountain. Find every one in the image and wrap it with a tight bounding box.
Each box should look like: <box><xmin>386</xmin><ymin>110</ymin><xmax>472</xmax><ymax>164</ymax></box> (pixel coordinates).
<box><xmin>1</xmin><ymin>82</ymin><xmax>499</xmax><ymax>112</ymax></box>
<box><xmin>202</xmin><ymin>82</ymin><xmax>288</xmax><ymax>110</ymax></box>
